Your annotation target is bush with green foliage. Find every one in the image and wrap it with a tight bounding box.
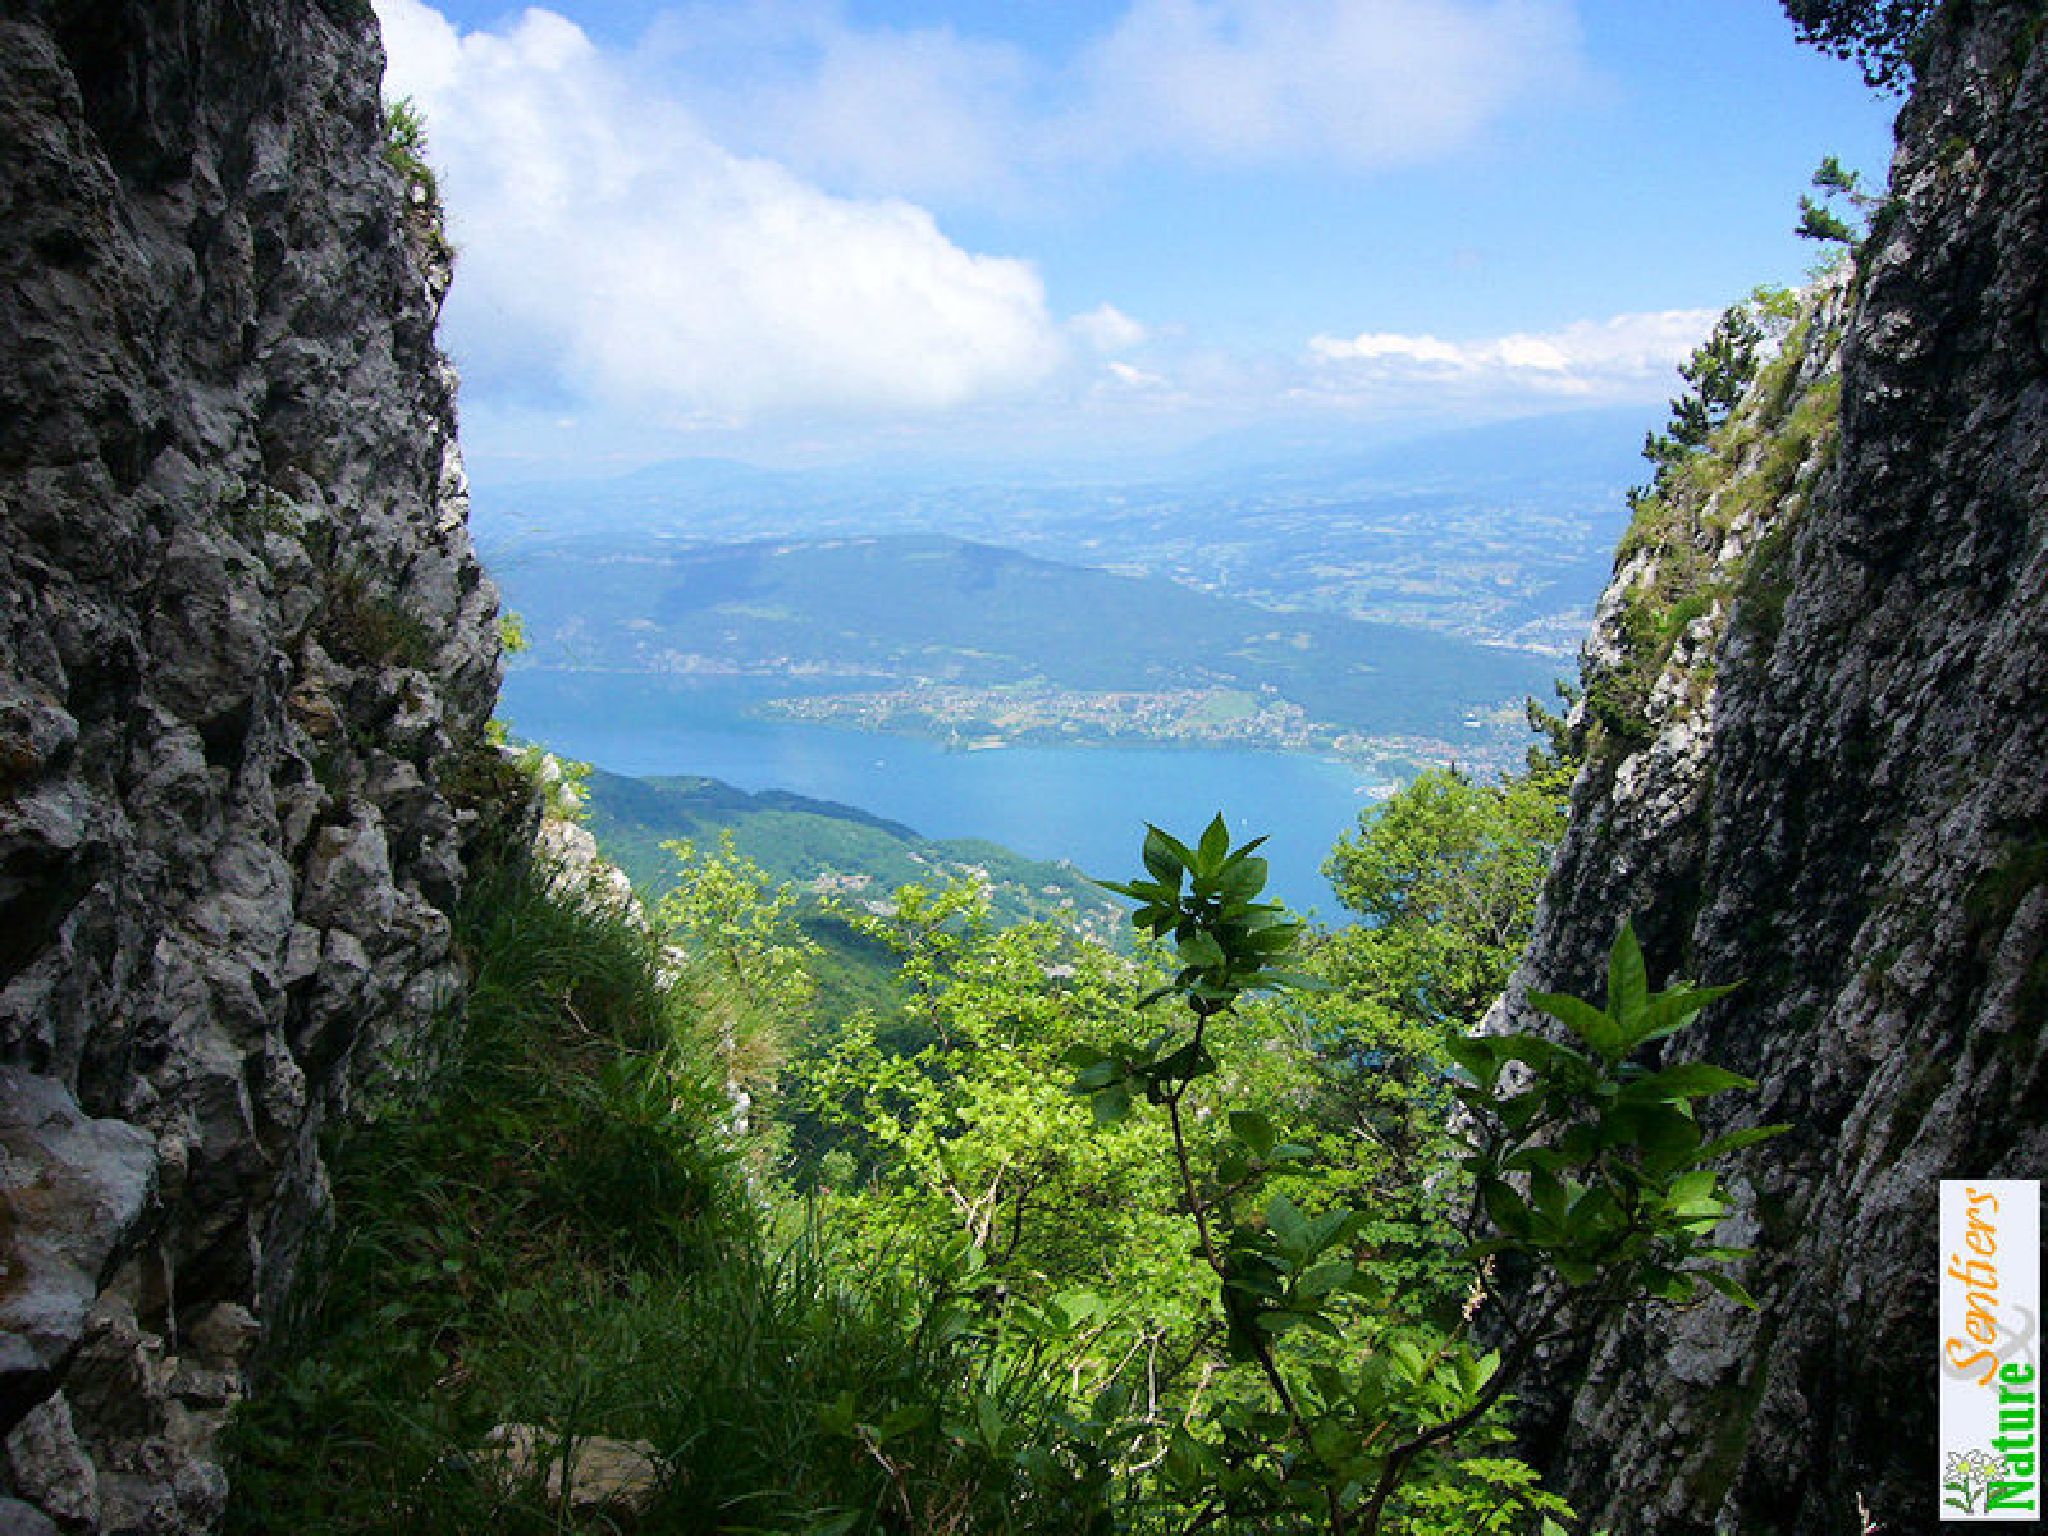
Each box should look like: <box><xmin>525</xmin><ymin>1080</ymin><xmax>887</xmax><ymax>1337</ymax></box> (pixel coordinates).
<box><xmin>1062</xmin><ymin>818</ymin><xmax>1774</xmax><ymax>1534</ymax></box>
<box><xmin>1580</xmin><ymin>279</ymin><xmax>1845</xmax><ymax>763</ymax></box>
<box><xmin>382</xmin><ymin>95</ymin><xmax>454</xmax><ymax>264</ymax></box>
<box><xmin>1640</xmin><ymin>307</ymin><xmax>1764</xmax><ymax>479</ymax></box>
<box><xmin>658</xmin><ymin>833</ymin><xmax>820</xmax><ymax>1104</ymax></box>
<box><xmin>226</xmin><ymin>842</ymin><xmax>1113</xmax><ymax>1535</ymax></box>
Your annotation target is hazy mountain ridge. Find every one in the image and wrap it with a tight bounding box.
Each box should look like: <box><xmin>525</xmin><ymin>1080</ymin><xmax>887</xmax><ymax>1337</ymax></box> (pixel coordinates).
<box><xmin>493</xmin><ymin>531</ymin><xmax>1560</xmax><ymax>762</ymax></box>
<box><xmin>474</xmin><ymin>407</ymin><xmax>1650</xmax><ymax>656</ymax></box>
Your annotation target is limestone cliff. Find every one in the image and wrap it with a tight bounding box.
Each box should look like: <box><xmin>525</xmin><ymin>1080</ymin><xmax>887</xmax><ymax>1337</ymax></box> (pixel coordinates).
<box><xmin>1500</xmin><ymin>4</ymin><xmax>2048</xmax><ymax>1531</ymax></box>
<box><xmin>0</xmin><ymin>2</ymin><xmax>505</xmax><ymax>1530</ymax></box>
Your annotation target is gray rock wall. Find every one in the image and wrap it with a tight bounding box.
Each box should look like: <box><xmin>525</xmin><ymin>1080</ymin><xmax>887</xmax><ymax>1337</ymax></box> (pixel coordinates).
<box><xmin>0</xmin><ymin>2</ymin><xmax>504</xmax><ymax>1529</ymax></box>
<box><xmin>1500</xmin><ymin>4</ymin><xmax>2048</xmax><ymax>1532</ymax></box>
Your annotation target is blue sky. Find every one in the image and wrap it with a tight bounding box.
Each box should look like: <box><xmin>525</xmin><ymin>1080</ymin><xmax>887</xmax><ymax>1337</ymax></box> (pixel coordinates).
<box><xmin>376</xmin><ymin>0</ymin><xmax>1898</xmax><ymax>480</ymax></box>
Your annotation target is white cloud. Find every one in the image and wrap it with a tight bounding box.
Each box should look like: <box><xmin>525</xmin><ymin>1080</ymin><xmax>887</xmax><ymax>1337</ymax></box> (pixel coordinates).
<box><xmin>1070</xmin><ymin>0</ymin><xmax>1582</xmax><ymax>170</ymax></box>
<box><xmin>1309</xmin><ymin>309</ymin><xmax>1717</xmax><ymax>395</ymax></box>
<box><xmin>376</xmin><ymin>0</ymin><xmax>1063</xmax><ymax>421</ymax></box>
<box><xmin>1071</xmin><ymin>303</ymin><xmax>1150</xmax><ymax>353</ymax></box>
<box><xmin>594</xmin><ymin>0</ymin><xmax>1585</xmax><ymax>206</ymax></box>
<box><xmin>636</xmin><ymin>2</ymin><xmax>1036</xmax><ymax>204</ymax></box>
<box><xmin>1104</xmin><ymin>360</ymin><xmax>1166</xmax><ymax>388</ymax></box>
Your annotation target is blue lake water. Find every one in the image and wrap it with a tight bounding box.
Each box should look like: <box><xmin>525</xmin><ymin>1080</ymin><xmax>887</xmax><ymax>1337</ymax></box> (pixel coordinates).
<box><xmin>501</xmin><ymin>672</ymin><xmax>1396</xmax><ymax>916</ymax></box>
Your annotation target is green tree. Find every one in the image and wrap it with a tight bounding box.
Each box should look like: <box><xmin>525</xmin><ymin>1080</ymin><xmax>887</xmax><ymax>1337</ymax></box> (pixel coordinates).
<box><xmin>1642</xmin><ymin>305</ymin><xmax>1765</xmax><ymax>473</ymax></box>
<box><xmin>1782</xmin><ymin>0</ymin><xmax>1940</xmax><ymax>89</ymax></box>
<box><xmin>1796</xmin><ymin>155</ymin><xmax>1878</xmax><ymax>244</ymax></box>
<box><xmin>1323</xmin><ymin>768</ymin><xmax>1566</xmax><ymax>1034</ymax></box>
<box><xmin>794</xmin><ymin>881</ymin><xmax>1197</xmax><ymax>1307</ymax></box>
<box><xmin>656</xmin><ymin>834</ymin><xmax>819</xmax><ymax>1149</ymax></box>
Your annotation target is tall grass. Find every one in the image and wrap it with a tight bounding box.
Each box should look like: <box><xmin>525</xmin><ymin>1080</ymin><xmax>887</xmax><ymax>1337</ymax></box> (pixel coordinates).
<box><xmin>223</xmin><ymin>851</ymin><xmax>1100</xmax><ymax>1535</ymax></box>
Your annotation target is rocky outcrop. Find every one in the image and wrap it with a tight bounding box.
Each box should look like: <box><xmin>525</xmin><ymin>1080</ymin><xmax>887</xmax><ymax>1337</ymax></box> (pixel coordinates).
<box><xmin>0</xmin><ymin>2</ymin><xmax>504</xmax><ymax>1529</ymax></box>
<box><xmin>1500</xmin><ymin>4</ymin><xmax>2048</xmax><ymax>1532</ymax></box>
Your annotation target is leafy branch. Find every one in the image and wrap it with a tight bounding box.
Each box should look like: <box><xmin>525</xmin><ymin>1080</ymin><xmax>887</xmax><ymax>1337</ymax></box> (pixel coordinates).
<box><xmin>1072</xmin><ymin>819</ymin><xmax>1782</xmax><ymax>1534</ymax></box>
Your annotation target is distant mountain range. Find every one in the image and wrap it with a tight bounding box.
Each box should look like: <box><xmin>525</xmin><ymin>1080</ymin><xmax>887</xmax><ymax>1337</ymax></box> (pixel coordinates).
<box><xmin>473</xmin><ymin>405</ymin><xmax>1650</xmax><ymax>657</ymax></box>
<box><xmin>491</xmin><ymin>532</ymin><xmax>1559</xmax><ymax>747</ymax></box>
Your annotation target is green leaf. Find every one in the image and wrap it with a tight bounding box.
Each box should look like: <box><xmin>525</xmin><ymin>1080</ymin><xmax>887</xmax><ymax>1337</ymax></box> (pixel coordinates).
<box><xmin>975</xmin><ymin>1393</ymin><xmax>1008</xmax><ymax>1451</ymax></box>
<box><xmin>1152</xmin><ymin>1037</ymin><xmax>1218</xmax><ymax>1086</ymax></box>
<box><xmin>1641</xmin><ymin>1266</ymin><xmax>1694</xmax><ymax>1302</ymax></box>
<box><xmin>1464</xmin><ymin>1350</ymin><xmax>1501</xmax><ymax>1393</ymax></box>
<box><xmin>1295</xmin><ymin>1259</ymin><xmax>1355</xmax><ymax>1299</ymax></box>
<box><xmin>1480</xmin><ymin>1179</ymin><xmax>1530</xmax><ymax>1238</ymax></box>
<box><xmin>1503</xmin><ymin>1146</ymin><xmax>1565</xmax><ymax>1176</ymax></box>
<box><xmin>1701</xmin><ymin>1272</ymin><xmax>1759</xmax><ymax>1309</ymax></box>
<box><xmin>1163</xmin><ymin>1428</ymin><xmax>1216</xmax><ymax>1485</ymax></box>
<box><xmin>1631</xmin><ymin>981</ymin><xmax>1741</xmax><ymax>1045</ymax></box>
<box><xmin>1056</xmin><ymin>1294</ymin><xmax>1105</xmax><ymax>1327</ymax></box>
<box><xmin>1090</xmin><ymin>1085</ymin><xmax>1132</xmax><ymax>1125</ymax></box>
<box><xmin>1388</xmin><ymin>1338</ymin><xmax>1429</xmax><ymax>1382</ymax></box>
<box><xmin>819</xmin><ymin>1391</ymin><xmax>858</xmax><ymax>1437</ymax></box>
<box><xmin>1665</xmin><ymin>1169</ymin><xmax>1725</xmax><ymax>1221</ymax></box>
<box><xmin>1229</xmin><ymin>1110</ymin><xmax>1278</xmax><ymax>1160</ymax></box>
<box><xmin>1606</xmin><ymin>921</ymin><xmax>1649</xmax><ymax>1025</ymax></box>
<box><xmin>1219</xmin><ymin>856</ymin><xmax>1269</xmax><ymax>901</ymax></box>
<box><xmin>1693</xmin><ymin>1123</ymin><xmax>1792</xmax><ymax>1161</ymax></box>
<box><xmin>1264</xmin><ymin>1192</ymin><xmax>1311</xmax><ymax>1248</ymax></box>
<box><xmin>1073</xmin><ymin>1060</ymin><xmax>1123</xmax><ymax>1091</ymax></box>
<box><xmin>1529</xmin><ymin>1169</ymin><xmax>1568</xmax><ymax>1225</ymax></box>
<box><xmin>1638</xmin><ymin>1109</ymin><xmax>1708</xmax><ymax>1177</ymax></box>
<box><xmin>1621</xmin><ymin>1062</ymin><xmax>1756</xmax><ymax>1101</ymax></box>
<box><xmin>1197</xmin><ymin>814</ymin><xmax>1232</xmax><ymax>872</ymax></box>
<box><xmin>1443</xmin><ymin>1036</ymin><xmax>1502</xmax><ymax>1088</ymax></box>
<box><xmin>1528</xmin><ymin>991</ymin><xmax>1623</xmax><ymax>1059</ymax></box>
<box><xmin>1563</xmin><ymin>1184</ymin><xmax>1623</xmax><ymax>1242</ymax></box>
<box><xmin>1142</xmin><ymin>826</ymin><xmax>1190</xmax><ymax>883</ymax></box>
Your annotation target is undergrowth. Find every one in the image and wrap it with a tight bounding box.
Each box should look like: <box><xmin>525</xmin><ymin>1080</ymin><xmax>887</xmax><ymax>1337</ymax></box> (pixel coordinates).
<box><xmin>222</xmin><ymin>851</ymin><xmax>1070</xmax><ymax>1534</ymax></box>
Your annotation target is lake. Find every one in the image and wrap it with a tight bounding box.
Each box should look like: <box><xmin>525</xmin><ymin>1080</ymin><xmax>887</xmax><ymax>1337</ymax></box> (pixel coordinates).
<box><xmin>500</xmin><ymin>671</ymin><xmax>1399</xmax><ymax>915</ymax></box>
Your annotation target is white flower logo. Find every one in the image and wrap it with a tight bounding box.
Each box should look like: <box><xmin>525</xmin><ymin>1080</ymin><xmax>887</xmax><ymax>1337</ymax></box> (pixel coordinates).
<box><xmin>1944</xmin><ymin>1448</ymin><xmax>2011</xmax><ymax>1514</ymax></box>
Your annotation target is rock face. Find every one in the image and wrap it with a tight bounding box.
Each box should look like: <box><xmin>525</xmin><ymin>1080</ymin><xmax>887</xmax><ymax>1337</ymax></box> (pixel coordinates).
<box><xmin>0</xmin><ymin>2</ymin><xmax>503</xmax><ymax>1529</ymax></box>
<box><xmin>1500</xmin><ymin>5</ymin><xmax>2048</xmax><ymax>1532</ymax></box>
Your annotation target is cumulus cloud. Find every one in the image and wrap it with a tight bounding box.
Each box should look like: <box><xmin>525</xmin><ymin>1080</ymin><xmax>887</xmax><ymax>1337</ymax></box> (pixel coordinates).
<box><xmin>636</xmin><ymin>2</ymin><xmax>1036</xmax><ymax>204</ymax></box>
<box><xmin>1309</xmin><ymin>309</ymin><xmax>1718</xmax><ymax>396</ymax></box>
<box><xmin>587</xmin><ymin>0</ymin><xmax>1585</xmax><ymax>205</ymax></box>
<box><xmin>1070</xmin><ymin>304</ymin><xmax>1151</xmax><ymax>354</ymax></box>
<box><xmin>376</xmin><ymin>0</ymin><xmax>1063</xmax><ymax>422</ymax></box>
<box><xmin>1070</xmin><ymin>0</ymin><xmax>1581</xmax><ymax>170</ymax></box>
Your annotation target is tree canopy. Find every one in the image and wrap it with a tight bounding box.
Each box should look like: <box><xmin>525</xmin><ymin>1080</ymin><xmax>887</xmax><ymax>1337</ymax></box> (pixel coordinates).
<box><xmin>1782</xmin><ymin>0</ymin><xmax>1941</xmax><ymax>89</ymax></box>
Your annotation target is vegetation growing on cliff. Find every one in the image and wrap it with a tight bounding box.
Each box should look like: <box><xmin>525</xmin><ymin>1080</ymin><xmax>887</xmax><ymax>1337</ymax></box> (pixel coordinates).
<box><xmin>1577</xmin><ymin>278</ymin><xmax>1846</xmax><ymax>763</ymax></box>
<box><xmin>227</xmin><ymin>720</ymin><xmax>1775</xmax><ymax>1534</ymax></box>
